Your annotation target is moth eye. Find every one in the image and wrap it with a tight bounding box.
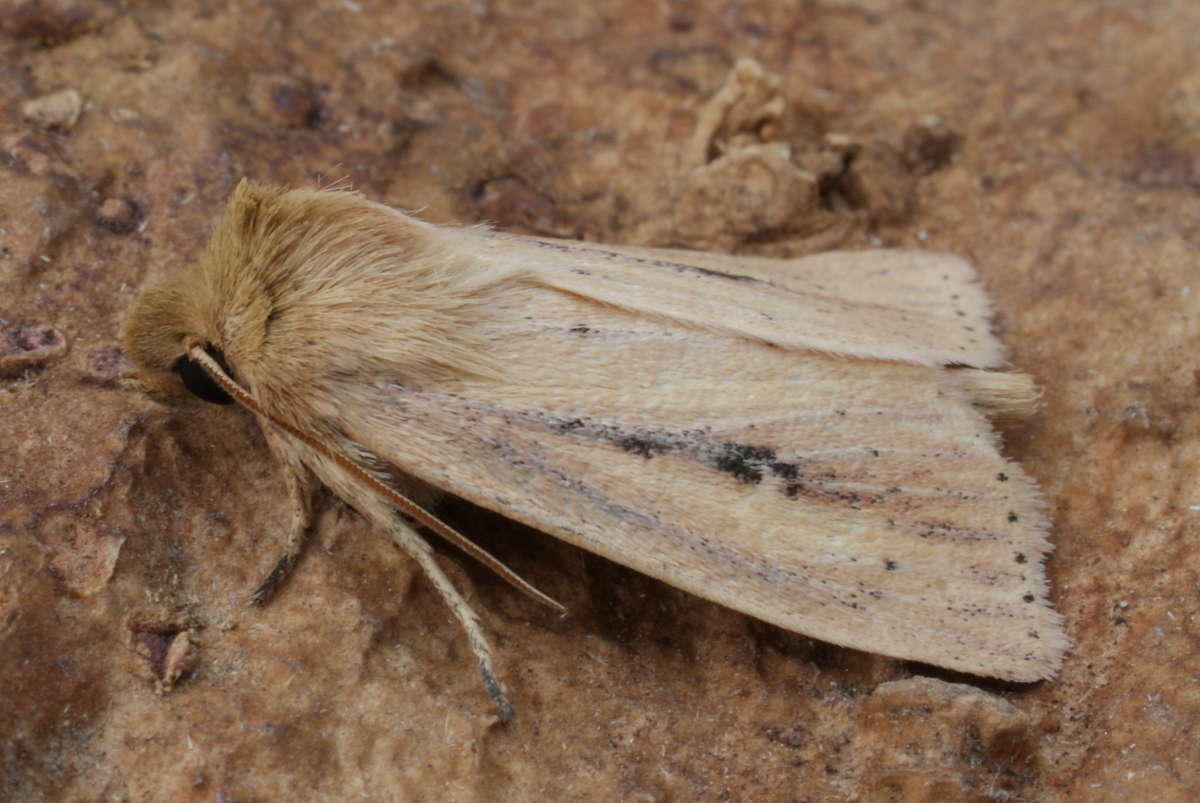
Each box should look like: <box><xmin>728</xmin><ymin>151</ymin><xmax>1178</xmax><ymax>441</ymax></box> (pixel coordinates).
<box><xmin>171</xmin><ymin>344</ymin><xmax>235</xmax><ymax>405</ymax></box>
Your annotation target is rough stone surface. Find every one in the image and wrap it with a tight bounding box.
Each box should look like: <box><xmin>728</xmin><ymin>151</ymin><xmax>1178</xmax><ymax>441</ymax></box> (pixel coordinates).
<box><xmin>19</xmin><ymin>88</ymin><xmax>83</xmax><ymax>130</ymax></box>
<box><xmin>1</xmin><ymin>2</ymin><xmax>1197</xmax><ymax>801</ymax></box>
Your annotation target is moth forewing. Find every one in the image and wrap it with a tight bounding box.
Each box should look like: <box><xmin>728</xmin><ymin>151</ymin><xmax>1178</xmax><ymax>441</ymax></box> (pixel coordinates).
<box><xmin>344</xmin><ymin>299</ymin><xmax>1065</xmax><ymax>682</ymax></box>
<box><xmin>470</xmin><ymin>234</ymin><xmax>1007</xmax><ymax>369</ymax></box>
<box><xmin>124</xmin><ymin>181</ymin><xmax>1067</xmax><ymax>718</ymax></box>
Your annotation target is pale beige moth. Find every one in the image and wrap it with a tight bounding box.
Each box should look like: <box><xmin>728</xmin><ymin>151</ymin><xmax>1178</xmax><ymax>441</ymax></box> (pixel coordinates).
<box><xmin>124</xmin><ymin>180</ymin><xmax>1068</xmax><ymax>719</ymax></box>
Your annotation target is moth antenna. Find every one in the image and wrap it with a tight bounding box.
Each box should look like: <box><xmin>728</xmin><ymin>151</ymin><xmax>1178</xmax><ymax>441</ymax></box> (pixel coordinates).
<box><xmin>386</xmin><ymin>517</ymin><xmax>515</xmax><ymax>722</ymax></box>
<box><xmin>181</xmin><ymin>336</ymin><xmax>568</xmax><ymax>616</ymax></box>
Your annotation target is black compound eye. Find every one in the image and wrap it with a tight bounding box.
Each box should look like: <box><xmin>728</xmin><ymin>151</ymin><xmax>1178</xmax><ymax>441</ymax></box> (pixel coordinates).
<box><xmin>171</xmin><ymin>344</ymin><xmax>235</xmax><ymax>405</ymax></box>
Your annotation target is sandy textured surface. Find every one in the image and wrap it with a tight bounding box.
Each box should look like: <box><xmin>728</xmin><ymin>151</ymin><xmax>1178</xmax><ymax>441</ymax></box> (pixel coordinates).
<box><xmin>2</xmin><ymin>1</ymin><xmax>1197</xmax><ymax>800</ymax></box>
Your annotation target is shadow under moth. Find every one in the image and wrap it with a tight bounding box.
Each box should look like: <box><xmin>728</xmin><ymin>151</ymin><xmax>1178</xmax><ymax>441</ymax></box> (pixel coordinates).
<box><xmin>125</xmin><ymin>180</ymin><xmax>1068</xmax><ymax>719</ymax></box>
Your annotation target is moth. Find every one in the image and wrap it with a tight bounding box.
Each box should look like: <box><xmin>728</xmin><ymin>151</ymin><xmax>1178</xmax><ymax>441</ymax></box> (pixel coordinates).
<box><xmin>125</xmin><ymin>180</ymin><xmax>1068</xmax><ymax>719</ymax></box>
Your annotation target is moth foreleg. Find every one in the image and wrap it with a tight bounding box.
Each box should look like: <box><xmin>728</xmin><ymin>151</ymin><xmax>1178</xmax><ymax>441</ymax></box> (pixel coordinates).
<box><xmin>385</xmin><ymin>517</ymin><xmax>515</xmax><ymax>723</ymax></box>
<box><xmin>250</xmin><ymin>465</ymin><xmax>319</xmax><ymax>605</ymax></box>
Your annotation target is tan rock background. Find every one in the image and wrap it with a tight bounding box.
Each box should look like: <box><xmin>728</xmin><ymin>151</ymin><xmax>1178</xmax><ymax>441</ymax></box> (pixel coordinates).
<box><xmin>2</xmin><ymin>1</ymin><xmax>1197</xmax><ymax>800</ymax></box>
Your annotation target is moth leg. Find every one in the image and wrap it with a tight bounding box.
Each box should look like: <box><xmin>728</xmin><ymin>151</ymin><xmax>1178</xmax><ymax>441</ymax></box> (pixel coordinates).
<box><xmin>386</xmin><ymin>517</ymin><xmax>515</xmax><ymax>723</ymax></box>
<box><xmin>250</xmin><ymin>466</ymin><xmax>320</xmax><ymax>605</ymax></box>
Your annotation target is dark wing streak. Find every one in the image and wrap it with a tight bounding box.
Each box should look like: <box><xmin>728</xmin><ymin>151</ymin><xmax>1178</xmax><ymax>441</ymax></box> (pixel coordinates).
<box><xmin>513</xmin><ymin>237</ymin><xmax>963</xmax><ymax>319</ymax></box>
<box><xmin>479</xmin><ymin>432</ymin><xmax>797</xmax><ymax>587</ymax></box>
<box><xmin>387</xmin><ymin>385</ymin><xmax>1029</xmax><ymax>530</ymax></box>
<box><xmin>410</xmin><ymin>394</ymin><xmax>1044</xmax><ymax>644</ymax></box>
<box><xmin>362</xmin><ymin>388</ymin><xmax>1036</xmax><ymax>619</ymax></box>
<box><xmin>470</xmin><ymin>233</ymin><xmax>1004</xmax><ymax>368</ymax></box>
<box><xmin>456</xmin><ymin>424</ymin><xmax>912</xmax><ymax>618</ymax></box>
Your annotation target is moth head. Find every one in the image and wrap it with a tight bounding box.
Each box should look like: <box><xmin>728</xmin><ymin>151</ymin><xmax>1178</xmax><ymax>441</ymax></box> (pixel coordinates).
<box><xmin>123</xmin><ymin>275</ymin><xmax>234</xmax><ymax>406</ymax></box>
<box><xmin>123</xmin><ymin>179</ymin><xmax>287</xmax><ymax>406</ymax></box>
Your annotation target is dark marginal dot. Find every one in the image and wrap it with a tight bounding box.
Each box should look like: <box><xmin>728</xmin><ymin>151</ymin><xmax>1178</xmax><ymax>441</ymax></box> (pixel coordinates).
<box><xmin>1008</xmin><ymin>512</ymin><xmax>1020</xmax><ymax>523</ymax></box>
<box><xmin>885</xmin><ymin>560</ymin><xmax>898</xmax><ymax>571</ymax></box>
<box><xmin>1014</xmin><ymin>552</ymin><xmax>1027</xmax><ymax>564</ymax></box>
<box><xmin>871</xmin><ymin>449</ymin><xmax>880</xmax><ymax>457</ymax></box>
<box><xmin>1022</xmin><ymin>594</ymin><xmax>1035</xmax><ymax>603</ymax></box>
<box><xmin>997</xmin><ymin>472</ymin><xmax>1009</xmax><ymax>482</ymax></box>
<box><xmin>1028</xmin><ymin>630</ymin><xmax>1040</xmax><ymax>639</ymax></box>
<box><xmin>569</xmin><ymin>324</ymin><xmax>591</xmax><ymax>334</ymax></box>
